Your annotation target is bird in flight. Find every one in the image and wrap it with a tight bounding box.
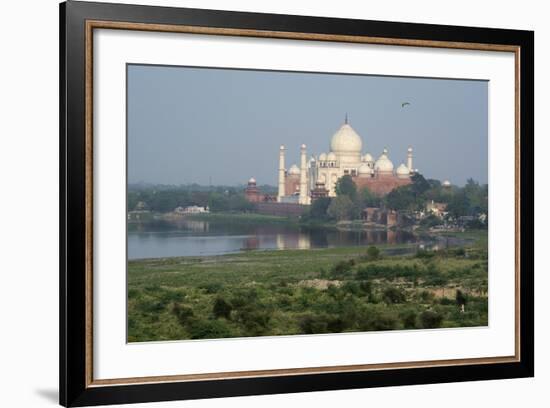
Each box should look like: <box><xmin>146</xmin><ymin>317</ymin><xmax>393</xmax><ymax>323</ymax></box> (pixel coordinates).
<box><xmin>401</xmin><ymin>102</ymin><xmax>411</xmax><ymax>108</ymax></box>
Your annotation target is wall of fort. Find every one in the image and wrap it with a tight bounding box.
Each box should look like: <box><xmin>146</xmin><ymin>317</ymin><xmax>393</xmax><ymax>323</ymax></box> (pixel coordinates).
<box><xmin>353</xmin><ymin>175</ymin><xmax>412</xmax><ymax>196</ymax></box>
<box><xmin>256</xmin><ymin>202</ymin><xmax>308</xmax><ymax>217</ymax></box>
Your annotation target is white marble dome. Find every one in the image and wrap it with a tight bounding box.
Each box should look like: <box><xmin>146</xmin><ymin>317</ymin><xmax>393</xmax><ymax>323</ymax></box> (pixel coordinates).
<box><xmin>442</xmin><ymin>180</ymin><xmax>451</xmax><ymax>187</ymax></box>
<box><xmin>374</xmin><ymin>148</ymin><xmax>394</xmax><ymax>173</ymax></box>
<box><xmin>330</xmin><ymin>124</ymin><xmax>363</xmax><ymax>154</ymax></box>
<box><xmin>327</xmin><ymin>152</ymin><xmax>337</xmax><ymax>161</ymax></box>
<box><xmin>318</xmin><ymin>152</ymin><xmax>327</xmax><ymax>161</ymax></box>
<box><xmin>362</xmin><ymin>153</ymin><xmax>373</xmax><ymax>162</ymax></box>
<box><xmin>396</xmin><ymin>163</ymin><xmax>410</xmax><ymax>178</ymax></box>
<box><xmin>288</xmin><ymin>164</ymin><xmax>300</xmax><ymax>176</ymax></box>
<box><xmin>358</xmin><ymin>164</ymin><xmax>372</xmax><ymax>175</ymax></box>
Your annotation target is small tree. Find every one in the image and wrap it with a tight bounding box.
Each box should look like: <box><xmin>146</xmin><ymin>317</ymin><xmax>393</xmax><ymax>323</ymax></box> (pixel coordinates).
<box><xmin>327</xmin><ymin>195</ymin><xmax>356</xmax><ymax>221</ymax></box>
<box><xmin>382</xmin><ymin>287</ymin><xmax>406</xmax><ymax>304</ymax></box>
<box><xmin>172</xmin><ymin>302</ymin><xmax>194</xmax><ymax>326</ymax></box>
<box><xmin>360</xmin><ymin>187</ymin><xmax>380</xmax><ymax>208</ymax></box>
<box><xmin>213</xmin><ymin>297</ymin><xmax>232</xmax><ymax>319</ymax></box>
<box><xmin>308</xmin><ymin>197</ymin><xmax>331</xmax><ymax>220</ymax></box>
<box><xmin>419</xmin><ymin>310</ymin><xmax>443</xmax><ymax>329</ymax></box>
<box><xmin>366</xmin><ymin>246</ymin><xmax>380</xmax><ymax>260</ymax></box>
<box><xmin>335</xmin><ymin>175</ymin><xmax>357</xmax><ymax>200</ymax></box>
<box><xmin>399</xmin><ymin>309</ymin><xmax>418</xmax><ymax>329</ymax></box>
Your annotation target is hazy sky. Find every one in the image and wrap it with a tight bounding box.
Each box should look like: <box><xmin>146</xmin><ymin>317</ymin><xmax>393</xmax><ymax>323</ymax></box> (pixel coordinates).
<box><xmin>128</xmin><ymin>64</ymin><xmax>488</xmax><ymax>186</ymax></box>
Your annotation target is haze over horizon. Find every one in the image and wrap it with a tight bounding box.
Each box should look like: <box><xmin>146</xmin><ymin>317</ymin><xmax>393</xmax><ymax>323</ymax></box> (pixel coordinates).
<box><xmin>128</xmin><ymin>65</ymin><xmax>488</xmax><ymax>187</ymax></box>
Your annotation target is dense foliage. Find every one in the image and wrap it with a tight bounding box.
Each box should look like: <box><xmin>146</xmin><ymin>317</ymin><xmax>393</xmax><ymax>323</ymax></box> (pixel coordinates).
<box><xmin>128</xmin><ymin>232</ymin><xmax>488</xmax><ymax>341</ymax></box>
<box><xmin>303</xmin><ymin>173</ymin><xmax>488</xmax><ymax>225</ymax></box>
<box><xmin>127</xmin><ymin>185</ymin><xmax>255</xmax><ymax>213</ymax></box>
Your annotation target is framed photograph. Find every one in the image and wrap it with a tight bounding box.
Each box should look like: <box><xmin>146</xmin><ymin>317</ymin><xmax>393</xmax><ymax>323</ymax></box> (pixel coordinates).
<box><xmin>60</xmin><ymin>1</ymin><xmax>534</xmax><ymax>406</ymax></box>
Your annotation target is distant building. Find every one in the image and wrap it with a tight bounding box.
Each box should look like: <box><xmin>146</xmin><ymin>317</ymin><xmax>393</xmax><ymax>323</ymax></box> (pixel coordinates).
<box><xmin>426</xmin><ymin>200</ymin><xmax>448</xmax><ymax>218</ymax></box>
<box><xmin>244</xmin><ymin>178</ymin><xmax>261</xmax><ymax>203</ymax></box>
<box><xmin>245</xmin><ymin>178</ymin><xmax>278</xmax><ymax>203</ymax></box>
<box><xmin>174</xmin><ymin>205</ymin><xmax>210</xmax><ymax>215</ymax></box>
<box><xmin>135</xmin><ymin>201</ymin><xmax>148</xmax><ymax>211</ymax></box>
<box><xmin>362</xmin><ymin>207</ymin><xmax>399</xmax><ymax>227</ymax></box>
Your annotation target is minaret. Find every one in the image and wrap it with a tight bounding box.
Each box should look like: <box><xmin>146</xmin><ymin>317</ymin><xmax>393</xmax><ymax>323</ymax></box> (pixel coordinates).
<box><xmin>299</xmin><ymin>144</ymin><xmax>309</xmax><ymax>205</ymax></box>
<box><xmin>278</xmin><ymin>145</ymin><xmax>286</xmax><ymax>202</ymax></box>
<box><xmin>407</xmin><ymin>146</ymin><xmax>413</xmax><ymax>172</ymax></box>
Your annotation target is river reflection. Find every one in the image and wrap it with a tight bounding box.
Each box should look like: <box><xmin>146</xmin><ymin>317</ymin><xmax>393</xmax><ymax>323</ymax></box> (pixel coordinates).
<box><xmin>128</xmin><ymin>219</ymin><xmax>438</xmax><ymax>260</ymax></box>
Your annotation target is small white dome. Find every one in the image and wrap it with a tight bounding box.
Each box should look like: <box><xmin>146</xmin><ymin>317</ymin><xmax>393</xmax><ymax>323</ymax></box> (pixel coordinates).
<box><xmin>318</xmin><ymin>153</ymin><xmax>327</xmax><ymax>161</ymax></box>
<box><xmin>288</xmin><ymin>164</ymin><xmax>300</xmax><ymax>176</ymax></box>
<box><xmin>327</xmin><ymin>152</ymin><xmax>337</xmax><ymax>161</ymax></box>
<box><xmin>442</xmin><ymin>180</ymin><xmax>451</xmax><ymax>187</ymax></box>
<box><xmin>396</xmin><ymin>163</ymin><xmax>410</xmax><ymax>178</ymax></box>
<box><xmin>248</xmin><ymin>177</ymin><xmax>256</xmax><ymax>184</ymax></box>
<box><xmin>358</xmin><ymin>164</ymin><xmax>371</xmax><ymax>175</ymax></box>
<box><xmin>375</xmin><ymin>148</ymin><xmax>394</xmax><ymax>173</ymax></box>
<box><xmin>330</xmin><ymin>124</ymin><xmax>363</xmax><ymax>154</ymax></box>
<box><xmin>362</xmin><ymin>153</ymin><xmax>374</xmax><ymax>162</ymax></box>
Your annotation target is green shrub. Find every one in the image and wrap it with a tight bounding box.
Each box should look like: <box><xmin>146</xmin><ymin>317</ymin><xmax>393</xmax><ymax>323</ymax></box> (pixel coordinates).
<box><xmin>382</xmin><ymin>287</ymin><xmax>406</xmax><ymax>304</ymax></box>
<box><xmin>439</xmin><ymin>297</ymin><xmax>454</xmax><ymax>305</ymax></box>
<box><xmin>359</xmin><ymin>310</ymin><xmax>398</xmax><ymax>331</ymax></box>
<box><xmin>159</xmin><ymin>289</ymin><xmax>186</xmax><ymax>303</ymax></box>
<box><xmin>419</xmin><ymin>310</ymin><xmax>443</xmax><ymax>329</ymax></box>
<box><xmin>453</xmin><ymin>248</ymin><xmax>466</xmax><ymax>257</ymax></box>
<box><xmin>419</xmin><ymin>290</ymin><xmax>435</xmax><ymax>303</ymax></box>
<box><xmin>199</xmin><ymin>282</ymin><xmax>223</xmax><ymax>294</ymax></box>
<box><xmin>342</xmin><ymin>281</ymin><xmax>361</xmax><ymax>296</ymax></box>
<box><xmin>366</xmin><ymin>246</ymin><xmax>380</xmax><ymax>260</ymax></box>
<box><xmin>230</xmin><ymin>288</ymin><xmax>259</xmax><ymax>309</ymax></box>
<box><xmin>399</xmin><ymin>309</ymin><xmax>418</xmax><ymax>329</ymax></box>
<box><xmin>172</xmin><ymin>302</ymin><xmax>194</xmax><ymax>326</ymax></box>
<box><xmin>139</xmin><ymin>299</ymin><xmax>168</xmax><ymax>314</ymax></box>
<box><xmin>298</xmin><ymin>314</ymin><xmax>329</xmax><ymax>334</ymax></box>
<box><xmin>356</xmin><ymin>266</ymin><xmax>370</xmax><ymax>280</ymax></box>
<box><xmin>330</xmin><ymin>260</ymin><xmax>354</xmax><ymax>279</ymax></box>
<box><xmin>188</xmin><ymin>319</ymin><xmax>233</xmax><ymax>339</ymax></box>
<box><xmin>212</xmin><ymin>297</ymin><xmax>232</xmax><ymax>319</ymax></box>
<box><xmin>234</xmin><ymin>307</ymin><xmax>272</xmax><ymax>336</ymax></box>
<box><xmin>359</xmin><ymin>280</ymin><xmax>373</xmax><ymax>297</ymax></box>
<box><xmin>416</xmin><ymin>249</ymin><xmax>435</xmax><ymax>259</ymax></box>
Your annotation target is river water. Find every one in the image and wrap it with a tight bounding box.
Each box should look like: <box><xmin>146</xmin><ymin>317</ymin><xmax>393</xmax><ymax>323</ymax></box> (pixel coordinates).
<box><xmin>127</xmin><ymin>218</ymin><xmax>463</xmax><ymax>260</ymax></box>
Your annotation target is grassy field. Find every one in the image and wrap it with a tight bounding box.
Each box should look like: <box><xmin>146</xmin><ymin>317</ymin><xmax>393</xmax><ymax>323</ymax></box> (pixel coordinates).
<box><xmin>128</xmin><ymin>231</ymin><xmax>488</xmax><ymax>342</ymax></box>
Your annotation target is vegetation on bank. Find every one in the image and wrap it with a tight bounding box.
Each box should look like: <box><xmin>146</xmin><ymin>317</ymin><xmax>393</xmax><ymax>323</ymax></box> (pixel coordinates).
<box><xmin>301</xmin><ymin>173</ymin><xmax>488</xmax><ymax>225</ymax></box>
<box><xmin>128</xmin><ymin>174</ymin><xmax>488</xmax><ymax>229</ymax></box>
<box><xmin>127</xmin><ymin>231</ymin><xmax>488</xmax><ymax>342</ymax></box>
<box><xmin>183</xmin><ymin>212</ymin><xmax>299</xmax><ymax>225</ymax></box>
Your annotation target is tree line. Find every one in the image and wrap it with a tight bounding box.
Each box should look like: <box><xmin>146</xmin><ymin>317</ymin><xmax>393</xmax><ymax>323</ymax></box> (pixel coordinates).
<box><xmin>305</xmin><ymin>174</ymin><xmax>488</xmax><ymax>223</ymax></box>
<box><xmin>128</xmin><ymin>186</ymin><xmax>255</xmax><ymax>213</ymax></box>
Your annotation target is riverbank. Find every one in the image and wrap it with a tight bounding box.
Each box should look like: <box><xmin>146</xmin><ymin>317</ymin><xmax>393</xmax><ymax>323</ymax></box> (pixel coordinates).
<box><xmin>128</xmin><ymin>230</ymin><xmax>488</xmax><ymax>342</ymax></box>
<box><xmin>184</xmin><ymin>212</ymin><xmax>300</xmax><ymax>225</ymax></box>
